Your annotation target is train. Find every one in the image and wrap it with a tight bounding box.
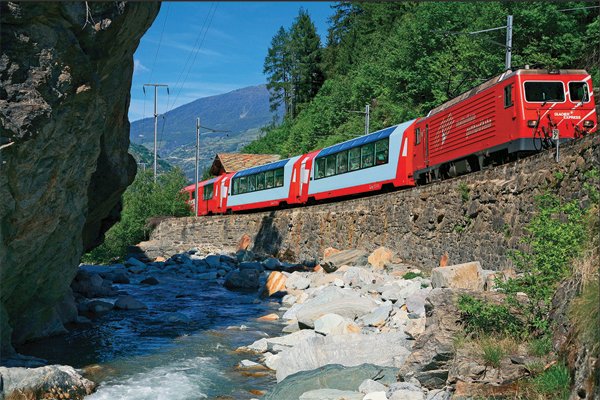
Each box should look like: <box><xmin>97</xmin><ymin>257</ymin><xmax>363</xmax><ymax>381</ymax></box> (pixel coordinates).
<box><xmin>183</xmin><ymin>68</ymin><xmax>597</xmax><ymax>215</ymax></box>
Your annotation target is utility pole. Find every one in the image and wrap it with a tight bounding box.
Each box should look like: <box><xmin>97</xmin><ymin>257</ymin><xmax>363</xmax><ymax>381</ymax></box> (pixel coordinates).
<box><xmin>143</xmin><ymin>83</ymin><xmax>168</xmax><ymax>183</ymax></box>
<box><xmin>365</xmin><ymin>104</ymin><xmax>370</xmax><ymax>136</ymax></box>
<box><xmin>194</xmin><ymin>117</ymin><xmax>200</xmax><ymax>216</ymax></box>
<box><xmin>505</xmin><ymin>15</ymin><xmax>513</xmax><ymax>71</ymax></box>
<box><xmin>345</xmin><ymin>103</ymin><xmax>371</xmax><ymax>136</ymax></box>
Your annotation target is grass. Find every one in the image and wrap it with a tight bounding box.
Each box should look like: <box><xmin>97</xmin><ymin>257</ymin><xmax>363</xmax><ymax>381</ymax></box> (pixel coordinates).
<box><xmin>570</xmin><ymin>279</ymin><xmax>600</xmax><ymax>356</ymax></box>
<box><xmin>528</xmin><ymin>336</ymin><xmax>553</xmax><ymax>357</ymax></box>
<box><xmin>458</xmin><ymin>182</ymin><xmax>470</xmax><ymax>202</ymax></box>
<box><xmin>530</xmin><ymin>363</ymin><xmax>571</xmax><ymax>400</ymax></box>
<box><xmin>482</xmin><ymin>341</ymin><xmax>505</xmax><ymax>369</ymax></box>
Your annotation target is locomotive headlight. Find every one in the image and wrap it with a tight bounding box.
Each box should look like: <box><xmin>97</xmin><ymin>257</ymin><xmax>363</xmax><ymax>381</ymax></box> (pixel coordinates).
<box><xmin>583</xmin><ymin>120</ymin><xmax>595</xmax><ymax>128</ymax></box>
<box><xmin>527</xmin><ymin>120</ymin><xmax>538</xmax><ymax>128</ymax></box>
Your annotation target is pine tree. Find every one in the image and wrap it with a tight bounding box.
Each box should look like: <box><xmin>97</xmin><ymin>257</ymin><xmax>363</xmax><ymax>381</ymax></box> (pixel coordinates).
<box><xmin>288</xmin><ymin>8</ymin><xmax>324</xmax><ymax>118</ymax></box>
<box><xmin>264</xmin><ymin>26</ymin><xmax>292</xmax><ymax>115</ymax></box>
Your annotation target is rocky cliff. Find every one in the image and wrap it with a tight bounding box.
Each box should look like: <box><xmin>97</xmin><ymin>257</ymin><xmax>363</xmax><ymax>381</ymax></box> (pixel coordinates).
<box><xmin>0</xmin><ymin>2</ymin><xmax>159</xmax><ymax>354</ymax></box>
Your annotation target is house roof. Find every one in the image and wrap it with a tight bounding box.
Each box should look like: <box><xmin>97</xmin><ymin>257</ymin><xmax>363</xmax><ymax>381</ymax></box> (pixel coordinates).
<box><xmin>210</xmin><ymin>153</ymin><xmax>281</xmax><ymax>176</ymax></box>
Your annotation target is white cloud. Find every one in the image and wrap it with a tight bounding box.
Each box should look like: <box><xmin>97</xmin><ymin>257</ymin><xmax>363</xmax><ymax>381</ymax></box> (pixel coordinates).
<box><xmin>133</xmin><ymin>59</ymin><xmax>150</xmax><ymax>75</ymax></box>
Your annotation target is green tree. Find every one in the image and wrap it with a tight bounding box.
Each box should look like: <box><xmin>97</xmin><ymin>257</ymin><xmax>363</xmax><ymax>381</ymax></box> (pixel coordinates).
<box><xmin>264</xmin><ymin>26</ymin><xmax>292</xmax><ymax>115</ymax></box>
<box><xmin>83</xmin><ymin>168</ymin><xmax>191</xmax><ymax>263</ymax></box>
<box><xmin>288</xmin><ymin>8</ymin><xmax>324</xmax><ymax>117</ymax></box>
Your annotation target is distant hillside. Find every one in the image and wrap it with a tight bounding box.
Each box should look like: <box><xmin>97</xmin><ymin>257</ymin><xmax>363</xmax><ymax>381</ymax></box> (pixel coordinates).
<box><xmin>130</xmin><ymin>85</ymin><xmax>281</xmax><ymax>179</ymax></box>
<box><xmin>129</xmin><ymin>142</ymin><xmax>173</xmax><ymax>174</ymax></box>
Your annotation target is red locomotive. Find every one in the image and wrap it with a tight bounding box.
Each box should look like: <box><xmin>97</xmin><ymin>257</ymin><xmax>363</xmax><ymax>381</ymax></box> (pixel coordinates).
<box><xmin>183</xmin><ymin>69</ymin><xmax>597</xmax><ymax>215</ymax></box>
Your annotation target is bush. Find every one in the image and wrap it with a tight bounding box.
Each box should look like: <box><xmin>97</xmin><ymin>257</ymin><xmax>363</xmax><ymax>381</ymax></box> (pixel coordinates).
<box><xmin>82</xmin><ymin>168</ymin><xmax>191</xmax><ymax>263</ymax></box>
<box><xmin>458</xmin><ymin>295</ymin><xmax>522</xmax><ymax>337</ymax></box>
<box><xmin>403</xmin><ymin>271</ymin><xmax>424</xmax><ymax>280</ymax></box>
<box><xmin>570</xmin><ymin>280</ymin><xmax>600</xmax><ymax>357</ymax></box>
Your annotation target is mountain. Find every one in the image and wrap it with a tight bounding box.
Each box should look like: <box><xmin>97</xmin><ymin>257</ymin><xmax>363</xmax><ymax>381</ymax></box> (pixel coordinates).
<box><xmin>130</xmin><ymin>84</ymin><xmax>281</xmax><ymax>179</ymax></box>
<box><xmin>129</xmin><ymin>142</ymin><xmax>173</xmax><ymax>173</ymax></box>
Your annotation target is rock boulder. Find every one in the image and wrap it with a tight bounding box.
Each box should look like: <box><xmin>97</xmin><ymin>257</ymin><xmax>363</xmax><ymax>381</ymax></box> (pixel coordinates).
<box><xmin>431</xmin><ymin>262</ymin><xmax>484</xmax><ymax>291</ymax></box>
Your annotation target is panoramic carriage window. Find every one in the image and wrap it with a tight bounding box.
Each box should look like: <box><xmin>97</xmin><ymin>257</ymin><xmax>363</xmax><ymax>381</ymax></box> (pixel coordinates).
<box><xmin>239</xmin><ymin>177</ymin><xmax>247</xmax><ymax>194</ymax></box>
<box><xmin>569</xmin><ymin>82</ymin><xmax>589</xmax><ymax>102</ymax></box>
<box><xmin>504</xmin><ymin>84</ymin><xmax>513</xmax><ymax>107</ymax></box>
<box><xmin>274</xmin><ymin>168</ymin><xmax>284</xmax><ymax>187</ymax></box>
<box><xmin>248</xmin><ymin>175</ymin><xmax>256</xmax><ymax>192</ymax></box>
<box><xmin>315</xmin><ymin>158</ymin><xmax>326</xmax><ymax>178</ymax></box>
<box><xmin>348</xmin><ymin>148</ymin><xmax>361</xmax><ymax>171</ymax></box>
<box><xmin>337</xmin><ymin>151</ymin><xmax>348</xmax><ymax>174</ymax></box>
<box><xmin>524</xmin><ymin>81</ymin><xmax>565</xmax><ymax>102</ymax></box>
<box><xmin>256</xmin><ymin>172</ymin><xmax>265</xmax><ymax>190</ymax></box>
<box><xmin>325</xmin><ymin>154</ymin><xmax>336</xmax><ymax>177</ymax></box>
<box><xmin>375</xmin><ymin>139</ymin><xmax>389</xmax><ymax>165</ymax></box>
<box><xmin>361</xmin><ymin>142</ymin><xmax>375</xmax><ymax>168</ymax></box>
<box><xmin>265</xmin><ymin>170</ymin><xmax>274</xmax><ymax>188</ymax></box>
<box><xmin>232</xmin><ymin>179</ymin><xmax>239</xmax><ymax>195</ymax></box>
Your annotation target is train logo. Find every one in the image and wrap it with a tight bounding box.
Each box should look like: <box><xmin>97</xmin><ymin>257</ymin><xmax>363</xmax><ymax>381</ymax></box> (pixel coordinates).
<box><xmin>438</xmin><ymin>113</ymin><xmax>454</xmax><ymax>145</ymax></box>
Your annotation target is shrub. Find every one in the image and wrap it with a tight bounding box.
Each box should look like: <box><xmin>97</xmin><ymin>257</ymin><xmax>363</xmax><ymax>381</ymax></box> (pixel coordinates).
<box><xmin>403</xmin><ymin>271</ymin><xmax>424</xmax><ymax>280</ymax></box>
<box><xmin>458</xmin><ymin>295</ymin><xmax>522</xmax><ymax>337</ymax></box>
<box><xmin>82</xmin><ymin>168</ymin><xmax>191</xmax><ymax>263</ymax></box>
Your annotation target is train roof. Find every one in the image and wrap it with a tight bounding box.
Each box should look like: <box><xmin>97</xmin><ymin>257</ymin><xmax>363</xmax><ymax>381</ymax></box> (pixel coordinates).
<box><xmin>425</xmin><ymin>68</ymin><xmax>590</xmax><ymax>119</ymax></box>
<box><xmin>233</xmin><ymin>158</ymin><xmax>290</xmax><ymax>178</ymax></box>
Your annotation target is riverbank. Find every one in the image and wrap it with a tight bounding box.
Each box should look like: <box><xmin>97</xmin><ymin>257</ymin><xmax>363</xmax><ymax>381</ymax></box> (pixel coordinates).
<box><xmin>0</xmin><ymin>243</ymin><xmax>590</xmax><ymax>399</ymax></box>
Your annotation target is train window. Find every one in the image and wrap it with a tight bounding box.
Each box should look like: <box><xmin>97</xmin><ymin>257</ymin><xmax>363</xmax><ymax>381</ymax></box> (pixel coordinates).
<box><xmin>325</xmin><ymin>154</ymin><xmax>336</xmax><ymax>177</ymax></box>
<box><xmin>524</xmin><ymin>81</ymin><xmax>565</xmax><ymax>102</ymax></box>
<box><xmin>375</xmin><ymin>139</ymin><xmax>389</xmax><ymax>165</ymax></box>
<box><xmin>415</xmin><ymin>128</ymin><xmax>421</xmax><ymax>145</ymax></box>
<box><xmin>569</xmin><ymin>82</ymin><xmax>589</xmax><ymax>102</ymax></box>
<box><xmin>203</xmin><ymin>183</ymin><xmax>214</xmax><ymax>200</ymax></box>
<box><xmin>348</xmin><ymin>148</ymin><xmax>361</xmax><ymax>171</ymax></box>
<box><xmin>274</xmin><ymin>168</ymin><xmax>284</xmax><ymax>187</ymax></box>
<box><xmin>190</xmin><ymin>190</ymin><xmax>195</xmax><ymax>200</ymax></box>
<box><xmin>504</xmin><ymin>85</ymin><xmax>513</xmax><ymax>107</ymax></box>
<box><xmin>256</xmin><ymin>172</ymin><xmax>265</xmax><ymax>190</ymax></box>
<box><xmin>361</xmin><ymin>143</ymin><xmax>375</xmax><ymax>168</ymax></box>
<box><xmin>247</xmin><ymin>175</ymin><xmax>256</xmax><ymax>192</ymax></box>
<box><xmin>337</xmin><ymin>151</ymin><xmax>348</xmax><ymax>174</ymax></box>
<box><xmin>265</xmin><ymin>170</ymin><xmax>274</xmax><ymax>188</ymax></box>
<box><xmin>232</xmin><ymin>179</ymin><xmax>239</xmax><ymax>195</ymax></box>
<box><xmin>239</xmin><ymin>177</ymin><xmax>247</xmax><ymax>194</ymax></box>
<box><xmin>315</xmin><ymin>158</ymin><xmax>326</xmax><ymax>179</ymax></box>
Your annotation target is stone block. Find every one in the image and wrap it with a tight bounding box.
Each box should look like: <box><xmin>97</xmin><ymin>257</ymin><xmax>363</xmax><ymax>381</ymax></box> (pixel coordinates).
<box><xmin>431</xmin><ymin>261</ymin><xmax>484</xmax><ymax>291</ymax></box>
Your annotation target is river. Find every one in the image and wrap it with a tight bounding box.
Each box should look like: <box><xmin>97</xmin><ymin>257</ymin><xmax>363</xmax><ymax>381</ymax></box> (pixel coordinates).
<box><xmin>17</xmin><ymin>273</ymin><xmax>283</xmax><ymax>399</ymax></box>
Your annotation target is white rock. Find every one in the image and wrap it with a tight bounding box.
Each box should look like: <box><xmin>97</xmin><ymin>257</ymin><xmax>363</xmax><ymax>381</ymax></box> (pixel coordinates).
<box><xmin>363</xmin><ymin>392</ymin><xmax>388</xmax><ymax>400</ymax></box>
<box><xmin>282</xmin><ymin>294</ymin><xmax>297</xmax><ymax>306</ymax></box>
<box><xmin>263</xmin><ymin>352</ymin><xmax>280</xmax><ymax>370</ymax></box>
<box><xmin>359</xmin><ymin>379</ymin><xmax>387</xmax><ymax>394</ymax></box>
<box><xmin>286</xmin><ymin>272</ymin><xmax>311</xmax><ymax>290</ymax></box>
<box><xmin>389</xmin><ymin>390</ymin><xmax>425</xmax><ymax>400</ymax></box>
<box><xmin>334</xmin><ymin>278</ymin><xmax>345</xmax><ymax>287</ymax></box>
<box><xmin>300</xmin><ymin>389</ymin><xmax>363</xmax><ymax>400</ymax></box>
<box><xmin>404</xmin><ymin>317</ymin><xmax>426</xmax><ymax>339</ymax></box>
<box><xmin>239</xmin><ymin>359</ymin><xmax>260</xmax><ymax>368</ymax></box>
<box><xmin>314</xmin><ymin>313</ymin><xmax>360</xmax><ymax>335</ymax></box>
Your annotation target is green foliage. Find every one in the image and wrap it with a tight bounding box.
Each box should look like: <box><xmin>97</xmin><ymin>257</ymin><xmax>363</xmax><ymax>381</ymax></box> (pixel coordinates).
<box><xmin>532</xmin><ymin>363</ymin><xmax>571</xmax><ymax>400</ymax></box>
<box><xmin>458</xmin><ymin>182</ymin><xmax>470</xmax><ymax>202</ymax></box>
<box><xmin>403</xmin><ymin>271</ymin><xmax>424</xmax><ymax>280</ymax></box>
<box><xmin>499</xmin><ymin>194</ymin><xmax>587</xmax><ymax>335</ymax></box>
<box><xmin>83</xmin><ymin>168</ymin><xmax>191</xmax><ymax>263</ymax></box>
<box><xmin>458</xmin><ymin>295</ymin><xmax>522</xmax><ymax>337</ymax></box>
<box><xmin>529</xmin><ymin>335</ymin><xmax>553</xmax><ymax>357</ymax></box>
<box><xmin>246</xmin><ymin>2</ymin><xmax>597</xmax><ymax>158</ymax></box>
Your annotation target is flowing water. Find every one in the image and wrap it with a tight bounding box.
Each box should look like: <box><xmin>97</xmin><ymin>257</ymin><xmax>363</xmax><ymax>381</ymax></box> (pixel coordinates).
<box><xmin>18</xmin><ymin>274</ymin><xmax>284</xmax><ymax>399</ymax></box>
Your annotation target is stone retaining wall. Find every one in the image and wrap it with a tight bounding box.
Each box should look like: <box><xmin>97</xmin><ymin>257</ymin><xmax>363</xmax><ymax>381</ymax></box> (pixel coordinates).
<box><xmin>139</xmin><ymin>135</ymin><xmax>599</xmax><ymax>271</ymax></box>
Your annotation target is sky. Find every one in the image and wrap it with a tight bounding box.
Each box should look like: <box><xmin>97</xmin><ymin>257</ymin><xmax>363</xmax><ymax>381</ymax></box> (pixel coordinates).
<box><xmin>130</xmin><ymin>2</ymin><xmax>334</xmax><ymax>122</ymax></box>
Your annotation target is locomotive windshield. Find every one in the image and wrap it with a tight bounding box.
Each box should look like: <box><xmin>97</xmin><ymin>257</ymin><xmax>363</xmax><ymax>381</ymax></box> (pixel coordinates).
<box><xmin>524</xmin><ymin>81</ymin><xmax>565</xmax><ymax>102</ymax></box>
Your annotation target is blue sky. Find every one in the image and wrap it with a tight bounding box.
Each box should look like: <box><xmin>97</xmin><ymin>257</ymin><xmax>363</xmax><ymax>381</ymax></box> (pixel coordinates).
<box><xmin>130</xmin><ymin>2</ymin><xmax>334</xmax><ymax>122</ymax></box>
